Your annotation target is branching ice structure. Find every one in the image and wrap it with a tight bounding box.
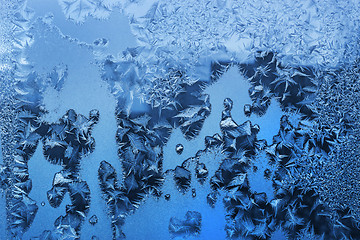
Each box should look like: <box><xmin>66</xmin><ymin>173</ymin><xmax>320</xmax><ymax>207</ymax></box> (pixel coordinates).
<box><xmin>1</xmin><ymin>0</ymin><xmax>360</xmax><ymax>239</ymax></box>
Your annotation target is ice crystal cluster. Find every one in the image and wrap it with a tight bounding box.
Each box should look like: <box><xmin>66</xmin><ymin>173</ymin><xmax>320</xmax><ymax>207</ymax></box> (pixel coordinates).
<box><xmin>1</xmin><ymin>0</ymin><xmax>360</xmax><ymax>239</ymax></box>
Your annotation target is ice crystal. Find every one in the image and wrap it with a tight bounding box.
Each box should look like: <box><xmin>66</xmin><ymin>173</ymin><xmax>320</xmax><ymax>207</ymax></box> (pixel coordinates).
<box><xmin>2</xmin><ymin>0</ymin><xmax>360</xmax><ymax>239</ymax></box>
<box><xmin>289</xmin><ymin>61</ymin><xmax>360</xmax><ymax>223</ymax></box>
<box><xmin>129</xmin><ymin>0</ymin><xmax>360</xmax><ymax>67</ymax></box>
<box><xmin>175</xmin><ymin>143</ymin><xmax>183</xmax><ymax>155</ymax></box>
<box><xmin>173</xmin><ymin>166</ymin><xmax>191</xmax><ymax>193</ymax></box>
<box><xmin>169</xmin><ymin>211</ymin><xmax>202</xmax><ymax>238</ymax></box>
<box><xmin>58</xmin><ymin>0</ymin><xmax>121</xmax><ymax>23</ymax></box>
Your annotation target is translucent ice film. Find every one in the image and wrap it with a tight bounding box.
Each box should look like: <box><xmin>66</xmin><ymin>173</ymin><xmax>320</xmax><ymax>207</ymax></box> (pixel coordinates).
<box><xmin>1</xmin><ymin>0</ymin><xmax>360</xmax><ymax>239</ymax></box>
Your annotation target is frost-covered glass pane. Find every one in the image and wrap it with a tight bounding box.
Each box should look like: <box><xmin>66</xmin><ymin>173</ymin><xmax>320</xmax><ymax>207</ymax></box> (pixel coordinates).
<box><xmin>1</xmin><ymin>0</ymin><xmax>360</xmax><ymax>239</ymax></box>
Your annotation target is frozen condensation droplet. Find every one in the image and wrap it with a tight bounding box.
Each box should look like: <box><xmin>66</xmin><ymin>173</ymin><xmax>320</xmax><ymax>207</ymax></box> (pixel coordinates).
<box><xmin>191</xmin><ymin>188</ymin><xmax>196</xmax><ymax>198</ymax></box>
<box><xmin>264</xmin><ymin>169</ymin><xmax>271</xmax><ymax>180</ymax></box>
<box><xmin>244</xmin><ymin>104</ymin><xmax>252</xmax><ymax>117</ymax></box>
<box><xmin>175</xmin><ymin>144</ymin><xmax>184</xmax><ymax>155</ymax></box>
<box><xmin>89</xmin><ymin>215</ymin><xmax>98</xmax><ymax>225</ymax></box>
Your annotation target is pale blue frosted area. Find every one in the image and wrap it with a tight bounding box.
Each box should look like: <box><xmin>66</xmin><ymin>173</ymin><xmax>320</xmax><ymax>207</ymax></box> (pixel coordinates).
<box><xmin>247</xmin><ymin>151</ymin><xmax>275</xmax><ymax>199</ymax></box>
<box><xmin>24</xmin><ymin>15</ymin><xmax>119</xmax><ymax>239</ymax></box>
<box><xmin>24</xmin><ymin>143</ymin><xmax>68</xmax><ymax>239</ymax></box>
<box><xmin>248</xmin><ymin>99</ymin><xmax>283</xmax><ymax>144</ymax></box>
<box><xmin>27</xmin><ymin>0</ymin><xmax>137</xmax><ymax>56</ymax></box>
<box><xmin>123</xmin><ymin>173</ymin><xmax>227</xmax><ymax>240</ymax></box>
<box><xmin>163</xmin><ymin>128</ymin><xmax>192</xmax><ymax>171</ymax></box>
<box><xmin>203</xmin><ymin>66</ymin><xmax>253</xmax><ymax>137</ymax></box>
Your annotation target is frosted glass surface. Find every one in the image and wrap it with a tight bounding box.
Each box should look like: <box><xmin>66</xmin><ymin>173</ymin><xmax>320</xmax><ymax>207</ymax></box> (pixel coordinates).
<box><xmin>1</xmin><ymin>0</ymin><xmax>360</xmax><ymax>239</ymax></box>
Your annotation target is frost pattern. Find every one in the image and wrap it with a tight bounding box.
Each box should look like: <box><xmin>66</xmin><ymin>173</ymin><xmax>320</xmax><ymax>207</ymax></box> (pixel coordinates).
<box><xmin>57</xmin><ymin>0</ymin><xmax>121</xmax><ymax>23</ymax></box>
<box><xmin>129</xmin><ymin>0</ymin><xmax>360</xmax><ymax>67</ymax></box>
<box><xmin>297</xmin><ymin>61</ymin><xmax>360</xmax><ymax>221</ymax></box>
<box><xmin>169</xmin><ymin>211</ymin><xmax>202</xmax><ymax>238</ymax></box>
<box><xmin>12</xmin><ymin>106</ymin><xmax>98</xmax><ymax>239</ymax></box>
<box><xmin>2</xmin><ymin>0</ymin><xmax>360</xmax><ymax>239</ymax></box>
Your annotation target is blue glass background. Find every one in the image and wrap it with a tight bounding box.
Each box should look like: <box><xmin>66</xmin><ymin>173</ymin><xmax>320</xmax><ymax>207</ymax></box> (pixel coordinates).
<box><xmin>1</xmin><ymin>0</ymin><xmax>360</xmax><ymax>239</ymax></box>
